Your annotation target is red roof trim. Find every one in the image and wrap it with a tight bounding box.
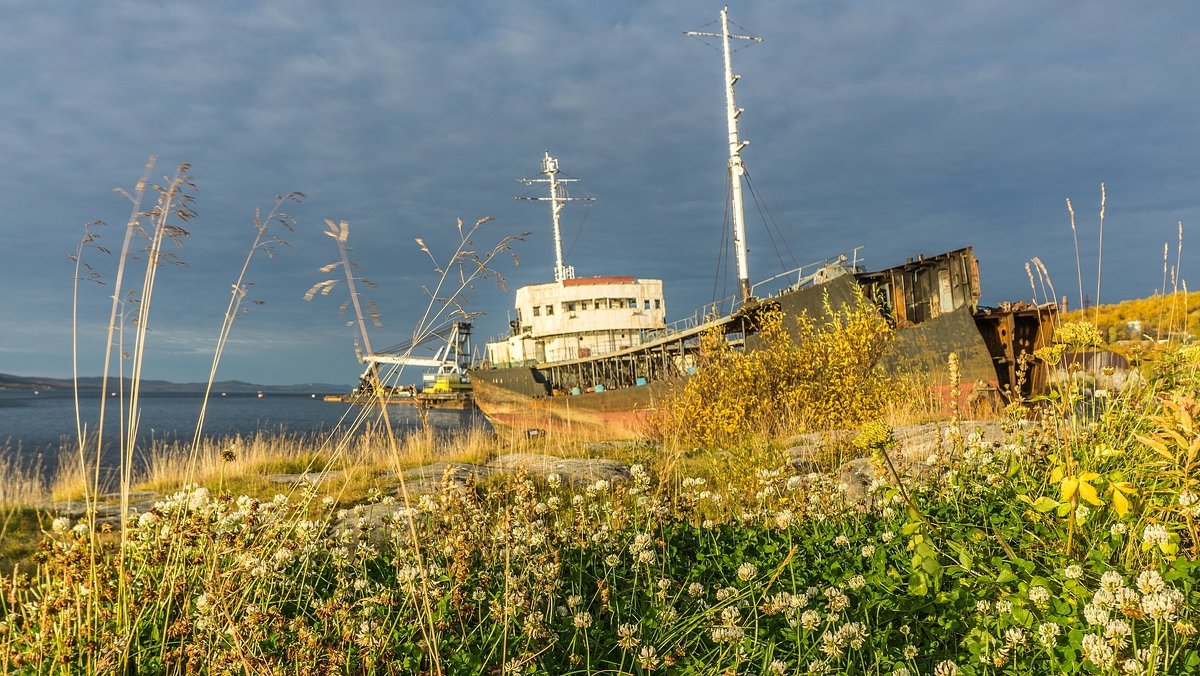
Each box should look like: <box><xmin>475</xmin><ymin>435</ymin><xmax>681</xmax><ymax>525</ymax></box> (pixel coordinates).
<box><xmin>562</xmin><ymin>276</ymin><xmax>637</xmax><ymax>286</ymax></box>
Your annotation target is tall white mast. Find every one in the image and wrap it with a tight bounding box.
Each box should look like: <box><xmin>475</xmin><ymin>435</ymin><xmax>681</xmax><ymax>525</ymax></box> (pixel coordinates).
<box><xmin>686</xmin><ymin>6</ymin><xmax>762</xmax><ymax>302</ymax></box>
<box><xmin>517</xmin><ymin>152</ymin><xmax>595</xmax><ymax>282</ymax></box>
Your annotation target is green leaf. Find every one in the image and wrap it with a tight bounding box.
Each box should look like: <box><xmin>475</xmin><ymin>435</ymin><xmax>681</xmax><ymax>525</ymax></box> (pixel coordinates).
<box><xmin>1032</xmin><ymin>496</ymin><xmax>1060</xmax><ymax>513</ymax></box>
<box><xmin>909</xmin><ymin>571</ymin><xmax>929</xmax><ymax>596</ymax></box>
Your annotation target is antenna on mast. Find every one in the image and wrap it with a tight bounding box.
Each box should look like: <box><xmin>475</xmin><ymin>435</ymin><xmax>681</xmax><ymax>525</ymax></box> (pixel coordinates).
<box><xmin>517</xmin><ymin>152</ymin><xmax>595</xmax><ymax>282</ymax></box>
<box><xmin>685</xmin><ymin>6</ymin><xmax>762</xmax><ymax>302</ymax></box>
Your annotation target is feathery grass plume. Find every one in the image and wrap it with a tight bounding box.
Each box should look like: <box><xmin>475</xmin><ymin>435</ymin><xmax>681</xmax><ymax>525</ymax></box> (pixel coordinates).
<box><xmin>1095</xmin><ymin>182</ymin><xmax>1106</xmax><ymax>325</ymax></box>
<box><xmin>1067</xmin><ymin>196</ymin><xmax>1083</xmax><ymax>311</ymax></box>
<box><xmin>191</xmin><ymin>192</ymin><xmax>304</xmax><ymax>458</ymax></box>
<box><xmin>306</xmin><ymin>215</ymin><xmax>526</xmax><ymax>675</ymax></box>
<box><xmin>1167</xmin><ymin>221</ymin><xmax>1184</xmax><ymax>340</ymax></box>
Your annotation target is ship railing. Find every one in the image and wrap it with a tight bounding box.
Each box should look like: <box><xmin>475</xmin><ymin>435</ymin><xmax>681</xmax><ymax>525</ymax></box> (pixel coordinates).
<box><xmin>747</xmin><ymin>248</ymin><xmax>864</xmax><ymax>301</ymax></box>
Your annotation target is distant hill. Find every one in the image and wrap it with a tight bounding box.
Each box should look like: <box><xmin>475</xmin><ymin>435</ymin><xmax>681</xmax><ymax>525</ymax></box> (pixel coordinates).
<box><xmin>0</xmin><ymin>373</ymin><xmax>351</xmax><ymax>395</ymax></box>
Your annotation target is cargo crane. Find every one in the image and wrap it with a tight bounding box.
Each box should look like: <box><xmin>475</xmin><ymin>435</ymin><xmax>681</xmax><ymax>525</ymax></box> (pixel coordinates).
<box><xmin>340</xmin><ymin>322</ymin><xmax>475</xmax><ymax>409</ymax></box>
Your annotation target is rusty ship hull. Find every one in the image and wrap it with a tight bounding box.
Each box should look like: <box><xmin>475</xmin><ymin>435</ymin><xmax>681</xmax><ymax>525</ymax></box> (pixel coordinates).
<box><xmin>471</xmin><ymin>247</ymin><xmax>1056</xmax><ymax>440</ymax></box>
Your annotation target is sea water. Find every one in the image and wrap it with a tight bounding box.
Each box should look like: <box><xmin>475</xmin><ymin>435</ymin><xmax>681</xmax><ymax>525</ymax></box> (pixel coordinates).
<box><xmin>0</xmin><ymin>389</ymin><xmax>484</xmax><ymax>477</ymax></box>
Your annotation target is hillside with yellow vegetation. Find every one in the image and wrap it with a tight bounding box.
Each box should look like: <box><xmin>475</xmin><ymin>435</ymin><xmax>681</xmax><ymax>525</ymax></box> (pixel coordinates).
<box><xmin>1063</xmin><ymin>290</ymin><xmax>1199</xmax><ymax>343</ymax></box>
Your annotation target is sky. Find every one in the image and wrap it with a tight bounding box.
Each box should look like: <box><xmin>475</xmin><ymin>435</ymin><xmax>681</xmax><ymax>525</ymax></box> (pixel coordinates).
<box><xmin>1</xmin><ymin>1</ymin><xmax>1197</xmax><ymax>386</ymax></box>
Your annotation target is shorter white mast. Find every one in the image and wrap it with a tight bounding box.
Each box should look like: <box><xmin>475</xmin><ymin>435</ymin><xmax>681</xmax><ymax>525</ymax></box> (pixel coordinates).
<box><xmin>685</xmin><ymin>6</ymin><xmax>762</xmax><ymax>302</ymax></box>
<box><xmin>517</xmin><ymin>152</ymin><xmax>595</xmax><ymax>282</ymax></box>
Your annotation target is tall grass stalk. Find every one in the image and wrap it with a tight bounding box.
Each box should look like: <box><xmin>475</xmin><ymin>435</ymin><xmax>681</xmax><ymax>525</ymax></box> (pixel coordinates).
<box><xmin>190</xmin><ymin>192</ymin><xmax>303</xmax><ymax>457</ymax></box>
<box><xmin>306</xmin><ymin>216</ymin><xmax>525</xmax><ymax>674</ymax></box>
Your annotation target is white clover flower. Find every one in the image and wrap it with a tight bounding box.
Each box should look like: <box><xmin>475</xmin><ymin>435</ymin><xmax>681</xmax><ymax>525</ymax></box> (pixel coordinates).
<box><xmin>1110</xmin><ymin>522</ymin><xmax>1127</xmax><ymax>537</ymax></box>
<box><xmin>861</xmin><ymin>544</ymin><xmax>876</xmax><ymax>558</ymax></box>
<box><xmin>737</xmin><ymin>562</ymin><xmax>758</xmax><ymax>582</ymax></box>
<box><xmin>1004</xmin><ymin>627</ymin><xmax>1027</xmax><ymax>650</ymax></box>
<box><xmin>272</xmin><ymin>547</ymin><xmax>294</xmax><ymax>567</ymax></box>
<box><xmin>1036</xmin><ymin>622</ymin><xmax>1061</xmax><ymax>648</ymax></box>
<box><xmin>1141</xmin><ymin>590</ymin><xmax>1184</xmax><ymax>620</ymax></box>
<box><xmin>1084</xmin><ymin>603</ymin><xmax>1110</xmax><ymax>626</ymax></box>
<box><xmin>1063</xmin><ymin>564</ymin><xmax>1084</xmax><ymax>580</ymax></box>
<box><xmin>1115</xmin><ymin>587</ymin><xmax>1141</xmax><ymax>614</ymax></box>
<box><xmin>1028</xmin><ymin>585</ymin><xmax>1050</xmax><ymax>608</ymax></box>
<box><xmin>1136</xmin><ymin>570</ymin><xmax>1165</xmax><ymax>595</ymax></box>
<box><xmin>1074</xmin><ymin>504</ymin><xmax>1091</xmax><ymax>523</ymax></box>
<box><xmin>1092</xmin><ymin>589</ymin><xmax>1116</xmax><ymax>613</ymax></box>
<box><xmin>1100</xmin><ymin>571</ymin><xmax>1124</xmax><ymax>593</ymax></box>
<box><xmin>847</xmin><ymin>575</ymin><xmax>866</xmax><ymax>590</ymax></box>
<box><xmin>894</xmin><ymin>668</ymin><xmax>911</xmax><ymax>676</ymax></box>
<box><xmin>604</xmin><ymin>554</ymin><xmax>620</xmax><ymax>567</ymax></box>
<box><xmin>903</xmin><ymin>644</ymin><xmax>918</xmax><ymax>659</ymax></box>
<box><xmin>1142</xmin><ymin>524</ymin><xmax>1169</xmax><ymax>547</ymax></box>
<box><xmin>881</xmin><ymin>530</ymin><xmax>896</xmax><ymax>543</ymax></box>
<box><xmin>767</xmin><ymin>659</ymin><xmax>789</xmax><ymax>675</ymax></box>
<box><xmin>1104</xmin><ymin>618</ymin><xmax>1131</xmax><ymax>646</ymax></box>
<box><xmin>824</xmin><ymin>587</ymin><xmax>850</xmax><ymax>613</ymax></box>
<box><xmin>711</xmin><ymin>625</ymin><xmax>745</xmax><ymax>644</ymax></box>
<box><xmin>688</xmin><ymin>582</ymin><xmax>704</xmax><ymax>597</ymax></box>
<box><xmin>800</xmin><ymin>609</ymin><xmax>822</xmax><ymax>630</ymax></box>
<box><xmin>637</xmin><ymin>645</ymin><xmax>659</xmax><ymax>671</ymax></box>
<box><xmin>51</xmin><ymin>517</ymin><xmax>71</xmax><ymax>534</ymax></box>
<box><xmin>774</xmin><ymin>509</ymin><xmax>795</xmax><ymax>529</ymax></box>
<box><xmin>187</xmin><ymin>487</ymin><xmax>211</xmax><ymax>512</ymax></box>
<box><xmin>1121</xmin><ymin>658</ymin><xmax>1144</xmax><ymax>674</ymax></box>
<box><xmin>1081</xmin><ymin>633</ymin><xmax>1115</xmax><ymax>669</ymax></box>
<box><xmin>933</xmin><ymin>660</ymin><xmax>958</xmax><ymax>676</ymax></box>
<box><xmin>995</xmin><ymin>599</ymin><xmax>1012</xmax><ymax>614</ymax></box>
<box><xmin>807</xmin><ymin>658</ymin><xmax>831</xmax><ymax>674</ymax></box>
<box><xmin>573</xmin><ymin>611</ymin><xmax>592</xmax><ymax>628</ymax></box>
<box><xmin>834</xmin><ymin>535</ymin><xmax>850</xmax><ymax>547</ymax></box>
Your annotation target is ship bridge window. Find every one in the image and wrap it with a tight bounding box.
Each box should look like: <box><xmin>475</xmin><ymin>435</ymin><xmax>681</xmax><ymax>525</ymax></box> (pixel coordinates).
<box><xmin>532</xmin><ymin>306</ymin><xmax>540</xmax><ymax>317</ymax></box>
<box><xmin>565</xmin><ymin>302</ymin><xmax>576</xmax><ymax>312</ymax></box>
<box><xmin>580</xmin><ymin>300</ymin><xmax>589</xmax><ymax>310</ymax></box>
<box><xmin>644</xmin><ymin>300</ymin><xmax>651</xmax><ymax>310</ymax></box>
<box><xmin>627</xmin><ymin>298</ymin><xmax>636</xmax><ymax>308</ymax></box>
<box><xmin>546</xmin><ymin>305</ymin><xmax>554</xmax><ymax>315</ymax></box>
<box><xmin>654</xmin><ymin>299</ymin><xmax>661</xmax><ymax>310</ymax></box>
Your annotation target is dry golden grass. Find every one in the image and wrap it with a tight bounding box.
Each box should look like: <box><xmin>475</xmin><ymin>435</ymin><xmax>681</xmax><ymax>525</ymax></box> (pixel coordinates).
<box><xmin>0</xmin><ymin>448</ymin><xmax>50</xmax><ymax>509</ymax></box>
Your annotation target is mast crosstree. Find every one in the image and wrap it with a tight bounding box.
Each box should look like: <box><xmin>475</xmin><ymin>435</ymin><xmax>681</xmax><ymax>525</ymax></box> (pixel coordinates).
<box><xmin>517</xmin><ymin>152</ymin><xmax>595</xmax><ymax>283</ymax></box>
<box><xmin>685</xmin><ymin>6</ymin><xmax>762</xmax><ymax>302</ymax></box>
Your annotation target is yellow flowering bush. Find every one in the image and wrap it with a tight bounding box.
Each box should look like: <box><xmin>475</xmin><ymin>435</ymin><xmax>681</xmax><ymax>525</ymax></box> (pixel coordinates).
<box><xmin>657</xmin><ymin>290</ymin><xmax>897</xmax><ymax>447</ymax></box>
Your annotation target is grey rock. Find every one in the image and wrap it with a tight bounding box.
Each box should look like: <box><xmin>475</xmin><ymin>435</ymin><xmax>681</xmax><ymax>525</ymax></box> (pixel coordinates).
<box><xmin>837</xmin><ymin>457</ymin><xmax>878</xmax><ymax>502</ymax></box>
<box><xmin>393</xmin><ymin>462</ymin><xmax>495</xmax><ymax>497</ymax></box>
<box><xmin>266</xmin><ymin>470</ymin><xmax>344</xmax><ymax>485</ymax></box>
<box><xmin>487</xmin><ymin>453</ymin><xmax>631</xmax><ymax>485</ymax></box>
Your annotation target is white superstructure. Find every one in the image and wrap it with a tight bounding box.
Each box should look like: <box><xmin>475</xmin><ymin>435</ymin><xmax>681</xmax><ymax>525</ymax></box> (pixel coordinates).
<box><xmin>486</xmin><ymin>154</ymin><xmax>667</xmax><ymax>367</ymax></box>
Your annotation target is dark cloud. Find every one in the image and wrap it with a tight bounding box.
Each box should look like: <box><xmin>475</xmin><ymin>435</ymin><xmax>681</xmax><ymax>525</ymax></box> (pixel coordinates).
<box><xmin>1</xmin><ymin>1</ymin><xmax>1196</xmax><ymax>384</ymax></box>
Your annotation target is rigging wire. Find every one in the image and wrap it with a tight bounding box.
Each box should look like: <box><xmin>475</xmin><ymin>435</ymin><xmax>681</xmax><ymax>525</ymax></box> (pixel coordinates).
<box><xmin>563</xmin><ymin>194</ymin><xmax>592</xmax><ymax>262</ymax></box>
<box><xmin>712</xmin><ymin>177</ymin><xmax>732</xmax><ymax>306</ymax></box>
<box><xmin>743</xmin><ymin>154</ymin><xmax>816</xmax><ymax>265</ymax></box>
<box><xmin>744</xmin><ymin>170</ymin><xmax>801</xmax><ymax>273</ymax></box>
